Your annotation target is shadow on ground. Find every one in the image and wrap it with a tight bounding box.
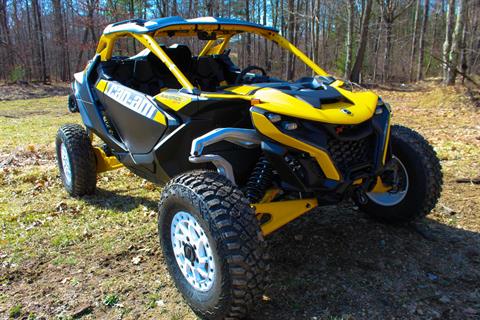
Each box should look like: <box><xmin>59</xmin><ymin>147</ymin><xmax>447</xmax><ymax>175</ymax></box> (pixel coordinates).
<box><xmin>251</xmin><ymin>205</ymin><xmax>480</xmax><ymax>320</ymax></box>
<box><xmin>81</xmin><ymin>187</ymin><xmax>158</xmax><ymax>212</ymax></box>
<box><xmin>81</xmin><ymin>189</ymin><xmax>480</xmax><ymax>319</ymax></box>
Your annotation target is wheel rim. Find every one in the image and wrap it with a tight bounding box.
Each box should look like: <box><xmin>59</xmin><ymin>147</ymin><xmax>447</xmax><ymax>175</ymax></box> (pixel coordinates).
<box><xmin>366</xmin><ymin>156</ymin><xmax>409</xmax><ymax>206</ymax></box>
<box><xmin>60</xmin><ymin>143</ymin><xmax>72</xmax><ymax>187</ymax></box>
<box><xmin>171</xmin><ymin>211</ymin><xmax>216</xmax><ymax>292</ymax></box>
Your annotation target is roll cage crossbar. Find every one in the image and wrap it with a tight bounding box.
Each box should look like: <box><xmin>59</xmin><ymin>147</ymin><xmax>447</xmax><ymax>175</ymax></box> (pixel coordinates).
<box><xmin>95</xmin><ymin>17</ymin><xmax>329</xmax><ymax>94</ymax></box>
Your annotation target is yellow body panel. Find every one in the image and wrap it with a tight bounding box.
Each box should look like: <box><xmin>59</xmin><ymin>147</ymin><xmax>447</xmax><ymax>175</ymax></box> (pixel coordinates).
<box><xmin>155</xmin><ymin>91</ymin><xmax>193</xmax><ymax>111</ymax></box>
<box><xmin>251</xmin><ymin>112</ymin><xmax>341</xmax><ymax>180</ymax></box>
<box><xmin>224</xmin><ymin>85</ymin><xmax>259</xmax><ymax>95</ymax></box>
<box><xmin>152</xmin><ymin>111</ymin><xmax>166</xmax><ymax>125</ymax></box>
<box><xmin>253</xmin><ymin>198</ymin><xmax>318</xmax><ymax>235</ymax></box>
<box><xmin>251</xmin><ymin>87</ymin><xmax>377</xmax><ymax>124</ymax></box>
<box><xmin>96</xmin><ymin>79</ymin><xmax>108</xmax><ymax>92</ymax></box>
<box><xmin>93</xmin><ymin>147</ymin><xmax>123</xmax><ymax>173</ymax></box>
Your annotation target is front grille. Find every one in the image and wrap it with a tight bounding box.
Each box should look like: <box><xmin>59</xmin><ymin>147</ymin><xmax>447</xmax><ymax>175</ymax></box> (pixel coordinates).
<box><xmin>326</xmin><ymin>136</ymin><xmax>373</xmax><ymax>177</ymax></box>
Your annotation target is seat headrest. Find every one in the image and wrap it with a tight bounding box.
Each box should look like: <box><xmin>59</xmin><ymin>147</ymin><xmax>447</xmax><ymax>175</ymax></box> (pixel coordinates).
<box><xmin>164</xmin><ymin>44</ymin><xmax>192</xmax><ymax>73</ymax></box>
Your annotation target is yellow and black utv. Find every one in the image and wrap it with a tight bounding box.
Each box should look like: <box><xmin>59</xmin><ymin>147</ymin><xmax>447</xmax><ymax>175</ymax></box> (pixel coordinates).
<box><xmin>56</xmin><ymin>17</ymin><xmax>442</xmax><ymax>319</ymax></box>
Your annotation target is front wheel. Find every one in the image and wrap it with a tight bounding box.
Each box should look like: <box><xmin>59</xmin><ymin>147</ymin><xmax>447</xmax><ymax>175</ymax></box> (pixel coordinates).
<box><xmin>158</xmin><ymin>170</ymin><xmax>269</xmax><ymax>320</ymax></box>
<box><xmin>359</xmin><ymin>125</ymin><xmax>442</xmax><ymax>223</ymax></box>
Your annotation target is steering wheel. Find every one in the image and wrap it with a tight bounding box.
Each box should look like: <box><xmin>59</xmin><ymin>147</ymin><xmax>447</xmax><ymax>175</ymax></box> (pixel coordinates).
<box><xmin>235</xmin><ymin>65</ymin><xmax>267</xmax><ymax>84</ymax></box>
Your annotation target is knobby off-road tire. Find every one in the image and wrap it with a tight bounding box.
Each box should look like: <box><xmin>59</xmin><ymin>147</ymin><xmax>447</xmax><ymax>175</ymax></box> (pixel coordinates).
<box><xmin>158</xmin><ymin>170</ymin><xmax>269</xmax><ymax>320</ymax></box>
<box><xmin>56</xmin><ymin>124</ymin><xmax>96</xmax><ymax>196</ymax></box>
<box><xmin>360</xmin><ymin>125</ymin><xmax>442</xmax><ymax>223</ymax></box>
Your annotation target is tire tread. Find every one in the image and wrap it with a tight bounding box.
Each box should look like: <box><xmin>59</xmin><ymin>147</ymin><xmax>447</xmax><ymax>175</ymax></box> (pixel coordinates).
<box><xmin>159</xmin><ymin>170</ymin><xmax>269</xmax><ymax>320</ymax></box>
<box><xmin>56</xmin><ymin>124</ymin><xmax>96</xmax><ymax>196</ymax></box>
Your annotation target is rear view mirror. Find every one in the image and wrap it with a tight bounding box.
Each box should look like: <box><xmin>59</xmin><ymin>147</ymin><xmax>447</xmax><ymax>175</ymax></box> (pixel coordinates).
<box><xmin>197</xmin><ymin>31</ymin><xmax>217</xmax><ymax>40</ymax></box>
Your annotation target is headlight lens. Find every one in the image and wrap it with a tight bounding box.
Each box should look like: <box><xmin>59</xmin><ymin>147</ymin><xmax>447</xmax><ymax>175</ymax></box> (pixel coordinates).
<box><xmin>267</xmin><ymin>113</ymin><xmax>282</xmax><ymax>123</ymax></box>
<box><xmin>282</xmin><ymin>121</ymin><xmax>298</xmax><ymax>130</ymax></box>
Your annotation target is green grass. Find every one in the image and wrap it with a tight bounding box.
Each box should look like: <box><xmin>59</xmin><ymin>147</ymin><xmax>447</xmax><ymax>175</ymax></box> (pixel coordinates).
<box><xmin>0</xmin><ymin>96</ymin><xmax>79</xmax><ymax>153</ymax></box>
<box><xmin>9</xmin><ymin>304</ymin><xmax>22</xmax><ymax>318</ymax></box>
<box><xmin>0</xmin><ymin>102</ymin><xmax>159</xmax><ymax>262</ymax></box>
<box><xmin>103</xmin><ymin>294</ymin><xmax>120</xmax><ymax>307</ymax></box>
<box><xmin>0</xmin><ymin>96</ymin><xmax>178</xmax><ymax>318</ymax></box>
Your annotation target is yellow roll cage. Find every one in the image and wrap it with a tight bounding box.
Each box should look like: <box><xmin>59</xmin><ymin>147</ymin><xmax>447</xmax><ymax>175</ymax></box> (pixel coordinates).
<box><xmin>95</xmin><ymin>24</ymin><xmax>331</xmax><ymax>94</ymax></box>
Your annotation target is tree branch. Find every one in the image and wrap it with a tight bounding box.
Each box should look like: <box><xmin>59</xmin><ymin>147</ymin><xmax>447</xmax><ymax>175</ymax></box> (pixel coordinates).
<box><xmin>430</xmin><ymin>54</ymin><xmax>480</xmax><ymax>87</ymax></box>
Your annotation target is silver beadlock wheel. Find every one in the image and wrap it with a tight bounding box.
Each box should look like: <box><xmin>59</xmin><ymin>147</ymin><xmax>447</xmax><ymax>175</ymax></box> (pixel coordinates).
<box><xmin>366</xmin><ymin>156</ymin><xmax>409</xmax><ymax>206</ymax></box>
<box><xmin>171</xmin><ymin>211</ymin><xmax>216</xmax><ymax>292</ymax></box>
<box><xmin>60</xmin><ymin>143</ymin><xmax>72</xmax><ymax>187</ymax></box>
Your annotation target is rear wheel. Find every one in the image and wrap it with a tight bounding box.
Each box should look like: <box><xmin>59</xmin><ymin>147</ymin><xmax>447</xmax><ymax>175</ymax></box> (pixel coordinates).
<box><xmin>67</xmin><ymin>94</ymin><xmax>78</xmax><ymax>113</ymax></box>
<box><xmin>359</xmin><ymin>125</ymin><xmax>442</xmax><ymax>223</ymax></box>
<box><xmin>56</xmin><ymin>124</ymin><xmax>96</xmax><ymax>196</ymax></box>
<box><xmin>158</xmin><ymin>170</ymin><xmax>269</xmax><ymax>320</ymax></box>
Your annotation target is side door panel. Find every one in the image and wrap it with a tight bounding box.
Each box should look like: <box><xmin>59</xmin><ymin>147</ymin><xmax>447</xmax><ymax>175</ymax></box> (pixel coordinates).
<box><xmin>96</xmin><ymin>80</ymin><xmax>167</xmax><ymax>154</ymax></box>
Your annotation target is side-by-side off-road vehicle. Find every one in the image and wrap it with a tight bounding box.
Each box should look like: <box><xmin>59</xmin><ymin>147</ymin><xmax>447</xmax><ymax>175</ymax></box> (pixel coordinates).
<box><xmin>56</xmin><ymin>17</ymin><xmax>442</xmax><ymax>319</ymax></box>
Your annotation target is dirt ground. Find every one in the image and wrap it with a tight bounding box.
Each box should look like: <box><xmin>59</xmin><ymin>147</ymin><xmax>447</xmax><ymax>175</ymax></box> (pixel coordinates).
<box><xmin>0</xmin><ymin>83</ymin><xmax>479</xmax><ymax>319</ymax></box>
<box><xmin>0</xmin><ymin>83</ymin><xmax>69</xmax><ymax>101</ymax></box>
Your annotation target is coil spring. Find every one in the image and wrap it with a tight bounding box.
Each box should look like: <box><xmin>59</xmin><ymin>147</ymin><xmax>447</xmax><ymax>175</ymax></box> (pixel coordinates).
<box><xmin>245</xmin><ymin>156</ymin><xmax>273</xmax><ymax>203</ymax></box>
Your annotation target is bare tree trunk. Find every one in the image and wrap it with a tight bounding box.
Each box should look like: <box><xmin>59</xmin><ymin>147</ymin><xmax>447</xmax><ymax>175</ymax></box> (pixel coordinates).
<box><xmin>383</xmin><ymin>21</ymin><xmax>393</xmax><ymax>82</ymax></box>
<box><xmin>460</xmin><ymin>20</ymin><xmax>467</xmax><ymax>84</ymax></box>
<box><xmin>52</xmin><ymin>0</ymin><xmax>68</xmax><ymax>81</ymax></box>
<box><xmin>245</xmin><ymin>0</ymin><xmax>251</xmax><ymax>66</ymax></box>
<box><xmin>466</xmin><ymin>0</ymin><xmax>478</xmax><ymax>76</ymax></box>
<box><xmin>286</xmin><ymin>0</ymin><xmax>295</xmax><ymax>79</ymax></box>
<box><xmin>446</xmin><ymin>0</ymin><xmax>466</xmax><ymax>85</ymax></box>
<box><xmin>26</xmin><ymin>0</ymin><xmax>34</xmax><ymax>81</ymax></box>
<box><xmin>32</xmin><ymin>0</ymin><xmax>48</xmax><ymax>82</ymax></box>
<box><xmin>409</xmin><ymin>0</ymin><xmax>420</xmax><ymax>82</ymax></box>
<box><xmin>206</xmin><ymin>0</ymin><xmax>213</xmax><ymax>15</ymax></box>
<box><xmin>372</xmin><ymin>15</ymin><xmax>382</xmax><ymax>82</ymax></box>
<box><xmin>263</xmin><ymin>0</ymin><xmax>269</xmax><ymax>70</ymax></box>
<box><xmin>442</xmin><ymin>0</ymin><xmax>455</xmax><ymax>82</ymax></box>
<box><xmin>0</xmin><ymin>0</ymin><xmax>13</xmax><ymax>80</ymax></box>
<box><xmin>63</xmin><ymin>0</ymin><xmax>71</xmax><ymax>79</ymax></box>
<box><xmin>416</xmin><ymin>0</ymin><xmax>429</xmax><ymax>81</ymax></box>
<box><xmin>75</xmin><ymin>28</ymin><xmax>89</xmax><ymax>72</ymax></box>
<box><xmin>350</xmin><ymin>0</ymin><xmax>373</xmax><ymax>82</ymax></box>
<box><xmin>344</xmin><ymin>0</ymin><xmax>355</xmax><ymax>78</ymax></box>
<box><xmin>425</xmin><ymin>0</ymin><xmax>440</xmax><ymax>76</ymax></box>
<box><xmin>129</xmin><ymin>0</ymin><xmax>136</xmax><ymax>53</ymax></box>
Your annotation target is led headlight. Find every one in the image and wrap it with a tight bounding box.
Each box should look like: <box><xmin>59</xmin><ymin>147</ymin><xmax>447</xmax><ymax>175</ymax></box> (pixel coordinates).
<box><xmin>282</xmin><ymin>121</ymin><xmax>298</xmax><ymax>130</ymax></box>
<box><xmin>267</xmin><ymin>113</ymin><xmax>282</xmax><ymax>123</ymax></box>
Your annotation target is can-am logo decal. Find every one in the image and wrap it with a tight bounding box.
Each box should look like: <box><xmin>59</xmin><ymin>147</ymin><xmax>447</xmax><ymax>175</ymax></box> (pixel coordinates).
<box><xmin>105</xmin><ymin>83</ymin><xmax>157</xmax><ymax>118</ymax></box>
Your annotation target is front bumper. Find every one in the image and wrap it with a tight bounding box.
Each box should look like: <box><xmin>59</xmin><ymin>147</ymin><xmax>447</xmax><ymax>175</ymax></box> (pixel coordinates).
<box><xmin>250</xmin><ymin>104</ymin><xmax>391</xmax><ymax>193</ymax></box>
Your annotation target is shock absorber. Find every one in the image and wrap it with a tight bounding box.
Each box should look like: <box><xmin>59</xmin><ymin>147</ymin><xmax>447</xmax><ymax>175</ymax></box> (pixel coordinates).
<box><xmin>245</xmin><ymin>156</ymin><xmax>273</xmax><ymax>203</ymax></box>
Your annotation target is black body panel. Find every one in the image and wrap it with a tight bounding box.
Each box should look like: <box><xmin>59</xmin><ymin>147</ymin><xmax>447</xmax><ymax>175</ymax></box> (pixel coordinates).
<box><xmin>151</xmin><ymin>100</ymin><xmax>258</xmax><ymax>184</ymax></box>
<box><xmin>95</xmin><ymin>81</ymin><xmax>169</xmax><ymax>154</ymax></box>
